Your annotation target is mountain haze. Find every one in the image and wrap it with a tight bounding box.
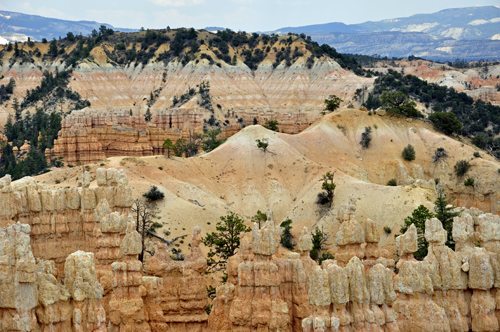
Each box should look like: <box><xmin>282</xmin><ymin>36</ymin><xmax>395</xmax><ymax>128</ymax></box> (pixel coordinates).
<box><xmin>0</xmin><ymin>10</ymin><xmax>136</xmax><ymax>43</ymax></box>
<box><xmin>273</xmin><ymin>6</ymin><xmax>500</xmax><ymax>61</ymax></box>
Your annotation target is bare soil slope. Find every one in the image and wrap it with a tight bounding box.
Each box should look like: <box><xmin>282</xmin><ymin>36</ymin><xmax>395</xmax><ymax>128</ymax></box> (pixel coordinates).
<box><xmin>33</xmin><ymin>109</ymin><xmax>500</xmax><ymax>256</ymax></box>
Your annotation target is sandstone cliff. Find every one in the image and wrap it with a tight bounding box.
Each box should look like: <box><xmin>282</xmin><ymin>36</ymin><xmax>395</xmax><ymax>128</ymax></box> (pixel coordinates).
<box><xmin>5</xmin><ymin>168</ymin><xmax>500</xmax><ymax>331</ymax></box>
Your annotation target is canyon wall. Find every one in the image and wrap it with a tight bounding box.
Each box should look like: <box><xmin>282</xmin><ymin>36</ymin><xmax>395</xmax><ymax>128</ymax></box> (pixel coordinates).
<box><xmin>0</xmin><ymin>168</ymin><xmax>209</xmax><ymax>331</ymax></box>
<box><xmin>46</xmin><ymin>106</ymin><xmax>317</xmax><ymax>164</ymax></box>
<box><xmin>5</xmin><ymin>169</ymin><xmax>500</xmax><ymax>331</ymax></box>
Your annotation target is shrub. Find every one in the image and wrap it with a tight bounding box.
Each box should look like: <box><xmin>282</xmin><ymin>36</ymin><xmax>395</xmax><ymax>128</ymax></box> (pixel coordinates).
<box><xmin>264</xmin><ymin>120</ymin><xmax>279</xmax><ymax>132</ymax></box>
<box><xmin>256</xmin><ymin>138</ymin><xmax>269</xmax><ymax>152</ymax></box>
<box><xmin>386</xmin><ymin>179</ymin><xmax>397</xmax><ymax>186</ymax></box>
<box><xmin>143</xmin><ymin>185</ymin><xmax>165</xmax><ymax>202</ymax></box>
<box><xmin>319</xmin><ymin>252</ymin><xmax>335</xmax><ymax>265</ymax></box>
<box><xmin>464</xmin><ymin>177</ymin><xmax>474</xmax><ymax>187</ymax></box>
<box><xmin>454</xmin><ymin>160</ymin><xmax>471</xmax><ymax>178</ymax></box>
<box><xmin>428</xmin><ymin>112</ymin><xmax>463</xmax><ymax>135</ymax></box>
<box><xmin>360</xmin><ymin>126</ymin><xmax>372</xmax><ymax>149</ymax></box>
<box><xmin>158</xmin><ymin>166</ymin><xmax>163</xmax><ymax>170</ymax></box>
<box><xmin>55</xmin><ymin>179</ymin><xmax>61</xmax><ymax>184</ymax></box>
<box><xmin>432</xmin><ymin>148</ymin><xmax>448</xmax><ymax>163</ymax></box>
<box><xmin>473</xmin><ymin>152</ymin><xmax>481</xmax><ymax>158</ymax></box>
<box><xmin>384</xmin><ymin>226</ymin><xmax>391</xmax><ymax>234</ymax></box>
<box><xmin>402</xmin><ymin>144</ymin><xmax>416</xmax><ymax>161</ymax></box>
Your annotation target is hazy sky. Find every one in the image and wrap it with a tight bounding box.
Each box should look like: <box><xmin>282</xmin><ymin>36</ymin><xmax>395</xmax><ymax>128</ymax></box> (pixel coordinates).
<box><xmin>1</xmin><ymin>0</ymin><xmax>499</xmax><ymax>31</ymax></box>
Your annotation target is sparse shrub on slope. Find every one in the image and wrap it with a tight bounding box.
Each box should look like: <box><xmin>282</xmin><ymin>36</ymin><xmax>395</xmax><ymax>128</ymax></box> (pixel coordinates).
<box><xmin>433</xmin><ymin>148</ymin><xmax>448</xmax><ymax>163</ymax></box>
<box><xmin>360</xmin><ymin>126</ymin><xmax>372</xmax><ymax>149</ymax></box>
<box><xmin>143</xmin><ymin>185</ymin><xmax>165</xmax><ymax>202</ymax></box>
<box><xmin>402</xmin><ymin>144</ymin><xmax>416</xmax><ymax>161</ymax></box>
<box><xmin>454</xmin><ymin>160</ymin><xmax>471</xmax><ymax>178</ymax></box>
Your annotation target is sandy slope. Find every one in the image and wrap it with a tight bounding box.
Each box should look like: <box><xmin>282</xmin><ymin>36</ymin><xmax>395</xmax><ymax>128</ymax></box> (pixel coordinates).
<box><xmin>33</xmin><ymin>109</ymin><xmax>500</xmax><ymax>257</ymax></box>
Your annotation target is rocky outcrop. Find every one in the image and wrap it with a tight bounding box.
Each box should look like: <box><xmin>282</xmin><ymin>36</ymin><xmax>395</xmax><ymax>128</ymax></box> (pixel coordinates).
<box><xmin>0</xmin><ymin>168</ymin><xmax>169</xmax><ymax>331</ymax></box>
<box><xmin>146</xmin><ymin>226</ymin><xmax>209</xmax><ymax>332</ymax></box>
<box><xmin>47</xmin><ymin>106</ymin><xmax>316</xmax><ymax>164</ymax></box>
<box><xmin>8</xmin><ymin>168</ymin><xmax>500</xmax><ymax>332</ymax></box>
<box><xmin>335</xmin><ymin>194</ymin><xmax>392</xmax><ymax>267</ymax></box>
<box><xmin>0</xmin><ymin>222</ymin><xmax>38</xmax><ymax>332</ymax></box>
<box><xmin>0</xmin><ymin>168</ymin><xmax>132</xmax><ymax>273</ymax></box>
<box><xmin>303</xmin><ymin>195</ymin><xmax>399</xmax><ymax>332</ymax></box>
<box><xmin>209</xmin><ymin>211</ymin><xmax>316</xmax><ymax>332</ymax></box>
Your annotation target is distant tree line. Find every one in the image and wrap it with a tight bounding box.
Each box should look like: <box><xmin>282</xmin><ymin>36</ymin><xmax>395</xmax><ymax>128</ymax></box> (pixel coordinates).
<box><xmin>1</xmin><ymin>108</ymin><xmax>63</xmax><ymax>180</ymax></box>
<box><xmin>363</xmin><ymin>69</ymin><xmax>500</xmax><ymax>158</ymax></box>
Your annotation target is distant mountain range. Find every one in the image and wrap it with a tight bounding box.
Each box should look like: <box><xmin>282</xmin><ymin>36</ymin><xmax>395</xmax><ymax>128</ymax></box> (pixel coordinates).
<box><xmin>271</xmin><ymin>6</ymin><xmax>500</xmax><ymax>61</ymax></box>
<box><xmin>0</xmin><ymin>11</ymin><xmax>136</xmax><ymax>43</ymax></box>
<box><xmin>274</xmin><ymin>6</ymin><xmax>500</xmax><ymax>40</ymax></box>
<box><xmin>1</xmin><ymin>6</ymin><xmax>500</xmax><ymax>61</ymax></box>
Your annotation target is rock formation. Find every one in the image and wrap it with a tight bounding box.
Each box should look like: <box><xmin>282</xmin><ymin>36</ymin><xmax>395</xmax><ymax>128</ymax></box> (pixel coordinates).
<box><xmin>7</xmin><ymin>165</ymin><xmax>500</xmax><ymax>332</ymax></box>
<box><xmin>0</xmin><ymin>168</ymin><xmax>132</xmax><ymax>273</ymax></box>
<box><xmin>146</xmin><ymin>226</ymin><xmax>209</xmax><ymax>332</ymax></box>
<box><xmin>208</xmin><ymin>211</ymin><xmax>316</xmax><ymax>332</ymax></box>
<box><xmin>303</xmin><ymin>195</ymin><xmax>398</xmax><ymax>332</ymax></box>
<box><xmin>47</xmin><ymin>106</ymin><xmax>315</xmax><ymax>164</ymax></box>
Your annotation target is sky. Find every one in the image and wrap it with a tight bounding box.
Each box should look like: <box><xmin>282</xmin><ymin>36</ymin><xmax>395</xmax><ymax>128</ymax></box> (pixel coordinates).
<box><xmin>0</xmin><ymin>0</ymin><xmax>499</xmax><ymax>32</ymax></box>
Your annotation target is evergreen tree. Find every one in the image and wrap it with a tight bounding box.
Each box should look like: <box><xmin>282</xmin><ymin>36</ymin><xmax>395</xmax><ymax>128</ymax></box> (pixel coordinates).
<box><xmin>317</xmin><ymin>172</ymin><xmax>336</xmax><ymax>207</ymax></box>
<box><xmin>202</xmin><ymin>128</ymin><xmax>226</xmax><ymax>152</ymax></box>
<box><xmin>280</xmin><ymin>218</ymin><xmax>294</xmax><ymax>250</ymax></box>
<box><xmin>202</xmin><ymin>212</ymin><xmax>251</xmax><ymax>277</ymax></box>
<box><xmin>434</xmin><ymin>188</ymin><xmax>459</xmax><ymax>250</ymax></box>
<box><xmin>323</xmin><ymin>95</ymin><xmax>343</xmax><ymax>113</ymax></box>
<box><xmin>399</xmin><ymin>205</ymin><xmax>434</xmax><ymax>260</ymax></box>
<box><xmin>310</xmin><ymin>227</ymin><xmax>329</xmax><ymax>261</ymax></box>
<box><xmin>162</xmin><ymin>138</ymin><xmax>174</xmax><ymax>158</ymax></box>
<box><xmin>145</xmin><ymin>108</ymin><xmax>152</xmax><ymax>122</ymax></box>
<box><xmin>251</xmin><ymin>210</ymin><xmax>267</xmax><ymax>229</ymax></box>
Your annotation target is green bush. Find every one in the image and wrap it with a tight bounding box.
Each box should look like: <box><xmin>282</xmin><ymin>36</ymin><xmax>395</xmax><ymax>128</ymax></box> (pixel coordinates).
<box><xmin>429</xmin><ymin>112</ymin><xmax>462</xmax><ymax>135</ymax></box>
<box><xmin>360</xmin><ymin>127</ymin><xmax>372</xmax><ymax>149</ymax></box>
<box><xmin>473</xmin><ymin>152</ymin><xmax>481</xmax><ymax>158</ymax></box>
<box><xmin>386</xmin><ymin>179</ymin><xmax>397</xmax><ymax>186</ymax></box>
<box><xmin>319</xmin><ymin>252</ymin><xmax>335</xmax><ymax>265</ymax></box>
<box><xmin>454</xmin><ymin>160</ymin><xmax>471</xmax><ymax>178</ymax></box>
<box><xmin>464</xmin><ymin>177</ymin><xmax>475</xmax><ymax>187</ymax></box>
<box><xmin>433</xmin><ymin>148</ymin><xmax>448</xmax><ymax>163</ymax></box>
<box><xmin>143</xmin><ymin>186</ymin><xmax>165</xmax><ymax>202</ymax></box>
<box><xmin>384</xmin><ymin>226</ymin><xmax>391</xmax><ymax>234</ymax></box>
<box><xmin>402</xmin><ymin>144</ymin><xmax>416</xmax><ymax>161</ymax></box>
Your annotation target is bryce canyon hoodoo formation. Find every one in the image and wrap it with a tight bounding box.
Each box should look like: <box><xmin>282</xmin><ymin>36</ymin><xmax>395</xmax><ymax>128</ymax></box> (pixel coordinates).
<box><xmin>2</xmin><ymin>169</ymin><xmax>500</xmax><ymax>331</ymax></box>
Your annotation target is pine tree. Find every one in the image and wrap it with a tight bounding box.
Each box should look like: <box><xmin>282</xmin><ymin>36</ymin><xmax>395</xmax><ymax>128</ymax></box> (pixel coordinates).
<box><xmin>399</xmin><ymin>205</ymin><xmax>434</xmax><ymax>260</ymax></box>
<box><xmin>162</xmin><ymin>138</ymin><xmax>174</xmax><ymax>158</ymax></box>
<box><xmin>202</xmin><ymin>212</ymin><xmax>251</xmax><ymax>277</ymax></box>
<box><xmin>145</xmin><ymin>108</ymin><xmax>152</xmax><ymax>122</ymax></box>
<box><xmin>434</xmin><ymin>188</ymin><xmax>459</xmax><ymax>250</ymax></box>
<box><xmin>280</xmin><ymin>218</ymin><xmax>294</xmax><ymax>250</ymax></box>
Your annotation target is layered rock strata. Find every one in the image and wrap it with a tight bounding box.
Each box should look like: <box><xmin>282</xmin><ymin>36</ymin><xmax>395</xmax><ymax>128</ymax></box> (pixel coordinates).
<box><xmin>0</xmin><ymin>169</ymin><xmax>169</xmax><ymax>331</ymax></box>
<box><xmin>302</xmin><ymin>196</ymin><xmax>500</xmax><ymax>332</ymax></box>
<box><xmin>303</xmin><ymin>195</ymin><xmax>398</xmax><ymax>332</ymax></box>
<box><xmin>147</xmin><ymin>226</ymin><xmax>209</xmax><ymax>332</ymax></box>
<box><xmin>0</xmin><ymin>168</ymin><xmax>132</xmax><ymax>273</ymax></box>
<box><xmin>334</xmin><ymin>194</ymin><xmax>392</xmax><ymax>267</ymax></box>
<box><xmin>209</xmin><ymin>211</ymin><xmax>316</xmax><ymax>332</ymax></box>
<box><xmin>46</xmin><ymin>106</ymin><xmax>316</xmax><ymax>164</ymax></box>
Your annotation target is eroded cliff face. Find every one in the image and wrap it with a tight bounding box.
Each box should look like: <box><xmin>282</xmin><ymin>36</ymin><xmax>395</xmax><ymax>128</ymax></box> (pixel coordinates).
<box><xmin>0</xmin><ymin>169</ymin><xmax>209</xmax><ymax>332</ymax></box>
<box><xmin>6</xmin><ymin>168</ymin><xmax>500</xmax><ymax>332</ymax></box>
<box><xmin>302</xmin><ymin>195</ymin><xmax>500</xmax><ymax>332</ymax></box>
<box><xmin>208</xmin><ymin>211</ymin><xmax>316</xmax><ymax>332</ymax></box>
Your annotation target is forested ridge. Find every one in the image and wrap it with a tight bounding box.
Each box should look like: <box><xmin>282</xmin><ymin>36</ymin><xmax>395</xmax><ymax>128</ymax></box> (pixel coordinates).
<box><xmin>362</xmin><ymin>69</ymin><xmax>500</xmax><ymax>157</ymax></box>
